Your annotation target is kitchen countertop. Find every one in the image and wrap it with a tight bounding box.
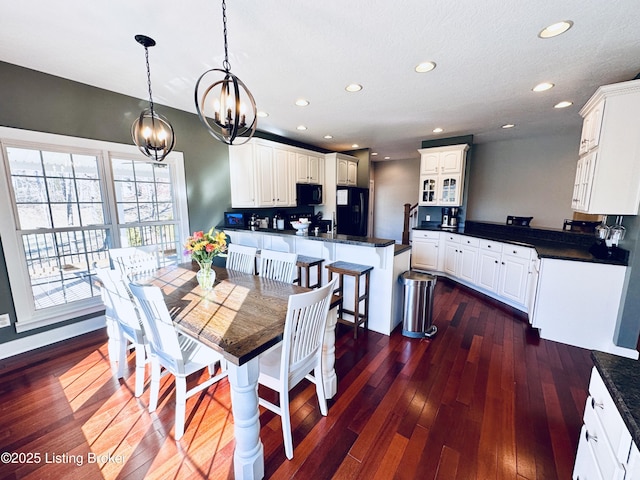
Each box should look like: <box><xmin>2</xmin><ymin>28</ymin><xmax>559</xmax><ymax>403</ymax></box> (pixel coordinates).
<box><xmin>413</xmin><ymin>224</ymin><xmax>628</xmax><ymax>266</ymax></box>
<box><xmin>591</xmin><ymin>351</ymin><xmax>640</xmax><ymax>447</ymax></box>
<box><xmin>221</xmin><ymin>226</ymin><xmax>396</xmax><ymax>248</ymax></box>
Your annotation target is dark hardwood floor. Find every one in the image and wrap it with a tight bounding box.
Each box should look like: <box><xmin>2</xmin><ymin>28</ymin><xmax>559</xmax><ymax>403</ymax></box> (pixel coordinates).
<box><xmin>0</xmin><ymin>278</ymin><xmax>593</xmax><ymax>479</ymax></box>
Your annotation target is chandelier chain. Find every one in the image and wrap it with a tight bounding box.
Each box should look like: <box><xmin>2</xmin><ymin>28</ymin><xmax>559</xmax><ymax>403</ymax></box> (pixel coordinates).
<box><xmin>222</xmin><ymin>0</ymin><xmax>230</xmax><ymax>71</ymax></box>
<box><xmin>144</xmin><ymin>46</ymin><xmax>155</xmax><ymax>116</ymax></box>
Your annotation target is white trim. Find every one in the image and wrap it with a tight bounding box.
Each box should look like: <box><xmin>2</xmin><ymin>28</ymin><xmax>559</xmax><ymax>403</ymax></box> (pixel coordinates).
<box><xmin>0</xmin><ymin>126</ymin><xmax>190</xmax><ymax>329</ymax></box>
<box><xmin>0</xmin><ymin>315</ymin><xmax>106</xmax><ymax>360</ymax></box>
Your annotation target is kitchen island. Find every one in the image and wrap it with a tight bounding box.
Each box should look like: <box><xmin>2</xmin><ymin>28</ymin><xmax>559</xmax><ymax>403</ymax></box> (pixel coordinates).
<box><xmin>222</xmin><ymin>227</ymin><xmax>409</xmax><ymax>336</ymax></box>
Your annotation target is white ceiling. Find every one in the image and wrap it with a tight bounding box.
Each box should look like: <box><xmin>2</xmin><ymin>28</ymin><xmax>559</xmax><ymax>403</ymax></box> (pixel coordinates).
<box><xmin>1</xmin><ymin>0</ymin><xmax>640</xmax><ymax>160</ymax></box>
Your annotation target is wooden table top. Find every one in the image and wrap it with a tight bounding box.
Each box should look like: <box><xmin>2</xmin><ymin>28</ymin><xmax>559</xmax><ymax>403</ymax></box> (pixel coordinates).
<box><xmin>143</xmin><ymin>262</ymin><xmax>309</xmax><ymax>366</ymax></box>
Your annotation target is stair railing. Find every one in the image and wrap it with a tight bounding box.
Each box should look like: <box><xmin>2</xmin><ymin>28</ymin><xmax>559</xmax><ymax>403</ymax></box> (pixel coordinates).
<box><xmin>402</xmin><ymin>203</ymin><xmax>419</xmax><ymax>245</ymax></box>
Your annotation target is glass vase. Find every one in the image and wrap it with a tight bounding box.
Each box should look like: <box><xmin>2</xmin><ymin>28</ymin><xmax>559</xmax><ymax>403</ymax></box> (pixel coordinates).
<box><xmin>196</xmin><ymin>260</ymin><xmax>216</xmax><ymax>291</ymax></box>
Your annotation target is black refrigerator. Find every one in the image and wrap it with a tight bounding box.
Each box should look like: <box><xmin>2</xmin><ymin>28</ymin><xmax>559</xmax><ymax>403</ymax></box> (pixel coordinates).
<box><xmin>336</xmin><ymin>186</ymin><xmax>369</xmax><ymax>236</ymax></box>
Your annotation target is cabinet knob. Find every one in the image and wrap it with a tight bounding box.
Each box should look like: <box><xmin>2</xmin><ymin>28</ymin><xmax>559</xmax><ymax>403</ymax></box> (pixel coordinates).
<box><xmin>487</xmin><ymin>245</ymin><xmax>491</xmax><ymax>248</ymax></box>
<box><xmin>585</xmin><ymin>430</ymin><xmax>598</xmax><ymax>443</ymax></box>
<box><xmin>591</xmin><ymin>398</ymin><xmax>604</xmax><ymax>410</ymax></box>
<box><xmin>494</xmin><ymin>260</ymin><xmax>498</xmax><ymax>264</ymax></box>
<box><xmin>512</xmin><ymin>250</ymin><xmax>517</xmax><ymax>254</ymax></box>
<box><xmin>501</xmin><ymin>262</ymin><xmax>505</xmax><ymax>265</ymax></box>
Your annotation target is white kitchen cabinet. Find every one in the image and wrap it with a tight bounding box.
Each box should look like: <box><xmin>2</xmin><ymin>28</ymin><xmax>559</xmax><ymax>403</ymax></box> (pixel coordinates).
<box><xmin>296</xmin><ymin>153</ymin><xmax>323</xmax><ymax>184</ymax></box>
<box><xmin>418</xmin><ymin>144</ymin><xmax>468</xmax><ymax>206</ymax></box>
<box><xmin>229</xmin><ymin>138</ymin><xmax>324</xmax><ymax>207</ymax></box>
<box><xmin>573</xmin><ymin>79</ymin><xmax>640</xmax><ymax>214</ymax></box>
<box><xmin>442</xmin><ymin>234</ymin><xmax>477</xmax><ymax>282</ymax></box>
<box><xmin>579</xmin><ymin>99</ymin><xmax>604</xmax><ymax>156</ymax></box>
<box><xmin>497</xmin><ymin>246</ymin><xmax>531</xmax><ymax>306</ymax></box>
<box><xmin>411</xmin><ymin>230</ymin><xmax>441</xmax><ymax>271</ymax></box>
<box><xmin>476</xmin><ymin>239</ymin><xmax>502</xmax><ymax>293</ymax></box>
<box><xmin>573</xmin><ymin>367</ymin><xmax>636</xmax><ymax>480</ymax></box>
<box><xmin>228</xmin><ymin>142</ymin><xmax>257</xmax><ymax>207</ymax></box>
<box><xmin>336</xmin><ymin>154</ymin><xmax>359</xmax><ymax>186</ymax></box>
<box><xmin>255</xmin><ymin>143</ymin><xmax>295</xmax><ymax>207</ymax></box>
<box><xmin>532</xmin><ymin>258</ymin><xmax>635</xmax><ymax>357</ymax></box>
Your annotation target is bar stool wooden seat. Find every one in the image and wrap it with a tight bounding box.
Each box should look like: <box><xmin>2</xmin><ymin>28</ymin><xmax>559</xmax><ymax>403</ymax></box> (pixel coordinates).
<box><xmin>325</xmin><ymin>261</ymin><xmax>373</xmax><ymax>339</ymax></box>
<box><xmin>295</xmin><ymin>255</ymin><xmax>324</xmax><ymax>289</ymax></box>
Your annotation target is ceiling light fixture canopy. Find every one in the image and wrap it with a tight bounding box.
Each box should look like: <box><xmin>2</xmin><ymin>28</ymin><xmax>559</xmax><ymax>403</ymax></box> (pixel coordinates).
<box><xmin>195</xmin><ymin>0</ymin><xmax>257</xmax><ymax>145</ymax></box>
<box><xmin>131</xmin><ymin>35</ymin><xmax>176</xmax><ymax>162</ymax></box>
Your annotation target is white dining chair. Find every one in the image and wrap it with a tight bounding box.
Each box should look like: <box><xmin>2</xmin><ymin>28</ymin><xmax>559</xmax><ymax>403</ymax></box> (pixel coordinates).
<box><xmin>128</xmin><ymin>282</ymin><xmax>228</xmax><ymax>441</ymax></box>
<box><xmin>95</xmin><ymin>267</ymin><xmax>148</xmax><ymax>397</ymax></box>
<box><xmin>257</xmin><ymin>277</ymin><xmax>337</xmax><ymax>459</ymax></box>
<box><xmin>226</xmin><ymin>243</ymin><xmax>257</xmax><ymax>274</ymax></box>
<box><xmin>258</xmin><ymin>249</ymin><xmax>298</xmax><ymax>283</ymax></box>
<box><xmin>109</xmin><ymin>245</ymin><xmax>159</xmax><ymax>279</ymax></box>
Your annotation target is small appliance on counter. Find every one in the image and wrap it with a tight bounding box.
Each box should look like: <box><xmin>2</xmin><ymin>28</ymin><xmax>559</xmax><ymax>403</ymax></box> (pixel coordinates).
<box><xmin>506</xmin><ymin>215</ymin><xmax>533</xmax><ymax>227</ymax></box>
<box><xmin>441</xmin><ymin>207</ymin><xmax>459</xmax><ymax>231</ymax></box>
<box><xmin>589</xmin><ymin>215</ymin><xmax>626</xmax><ymax>259</ymax></box>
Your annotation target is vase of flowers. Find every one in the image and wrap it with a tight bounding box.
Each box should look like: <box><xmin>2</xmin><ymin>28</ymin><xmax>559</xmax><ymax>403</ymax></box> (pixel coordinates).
<box><xmin>184</xmin><ymin>228</ymin><xmax>228</xmax><ymax>291</ymax></box>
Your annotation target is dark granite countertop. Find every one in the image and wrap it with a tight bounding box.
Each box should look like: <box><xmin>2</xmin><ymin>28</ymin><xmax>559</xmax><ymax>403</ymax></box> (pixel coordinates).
<box><xmin>221</xmin><ymin>226</ymin><xmax>396</xmax><ymax>248</ymax></box>
<box><xmin>394</xmin><ymin>244</ymin><xmax>412</xmax><ymax>256</ymax></box>
<box><xmin>591</xmin><ymin>351</ymin><xmax>640</xmax><ymax>447</ymax></box>
<box><xmin>413</xmin><ymin>223</ymin><xmax>628</xmax><ymax>266</ymax></box>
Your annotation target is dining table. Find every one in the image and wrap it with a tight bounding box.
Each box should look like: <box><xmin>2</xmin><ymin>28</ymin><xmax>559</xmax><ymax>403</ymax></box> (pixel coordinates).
<box><xmin>141</xmin><ymin>262</ymin><xmax>339</xmax><ymax>480</ymax></box>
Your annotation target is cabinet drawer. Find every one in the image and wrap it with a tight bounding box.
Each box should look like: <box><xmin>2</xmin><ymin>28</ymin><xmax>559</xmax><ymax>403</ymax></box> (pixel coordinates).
<box><xmin>589</xmin><ymin>368</ymin><xmax>633</xmax><ymax>462</ymax></box>
<box><xmin>413</xmin><ymin>230</ymin><xmax>440</xmax><ymax>241</ymax></box>
<box><xmin>459</xmin><ymin>236</ymin><xmax>479</xmax><ymax>247</ymax></box>
<box><xmin>443</xmin><ymin>233</ymin><xmax>460</xmax><ymax>243</ymax></box>
<box><xmin>479</xmin><ymin>239</ymin><xmax>503</xmax><ymax>252</ymax></box>
<box><xmin>583</xmin><ymin>398</ymin><xmax>626</xmax><ymax>479</ymax></box>
<box><xmin>501</xmin><ymin>245</ymin><xmax>532</xmax><ymax>259</ymax></box>
<box><xmin>573</xmin><ymin>425</ymin><xmax>604</xmax><ymax>480</ymax></box>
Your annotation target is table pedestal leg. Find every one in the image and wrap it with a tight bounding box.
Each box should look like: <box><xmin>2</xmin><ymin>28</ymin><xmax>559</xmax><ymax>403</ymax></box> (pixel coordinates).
<box><xmin>322</xmin><ymin>306</ymin><xmax>338</xmax><ymax>398</ymax></box>
<box><xmin>228</xmin><ymin>358</ymin><xmax>264</xmax><ymax>480</ymax></box>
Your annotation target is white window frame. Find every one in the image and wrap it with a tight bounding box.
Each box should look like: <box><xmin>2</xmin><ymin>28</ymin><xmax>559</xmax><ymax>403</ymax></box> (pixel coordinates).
<box><xmin>0</xmin><ymin>127</ymin><xmax>190</xmax><ymax>332</ymax></box>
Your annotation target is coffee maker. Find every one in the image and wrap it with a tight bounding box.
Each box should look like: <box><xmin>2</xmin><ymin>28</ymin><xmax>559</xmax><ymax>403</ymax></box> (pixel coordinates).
<box><xmin>441</xmin><ymin>207</ymin><xmax>459</xmax><ymax>231</ymax></box>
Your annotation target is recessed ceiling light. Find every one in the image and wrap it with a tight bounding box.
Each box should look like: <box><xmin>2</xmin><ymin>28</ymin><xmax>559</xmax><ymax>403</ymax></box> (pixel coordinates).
<box><xmin>532</xmin><ymin>82</ymin><xmax>554</xmax><ymax>92</ymax></box>
<box><xmin>432</xmin><ymin>127</ymin><xmax>444</xmax><ymax>133</ymax></box>
<box><xmin>351</xmin><ymin>144</ymin><xmax>359</xmax><ymax>148</ymax></box>
<box><xmin>554</xmin><ymin>101</ymin><xmax>573</xmax><ymax>109</ymax></box>
<box><xmin>345</xmin><ymin>83</ymin><xmax>363</xmax><ymax>92</ymax></box>
<box><xmin>295</xmin><ymin>99</ymin><xmax>309</xmax><ymax>107</ymax></box>
<box><xmin>371</xmin><ymin>152</ymin><xmax>378</xmax><ymax>156</ymax></box>
<box><xmin>323</xmin><ymin>134</ymin><xmax>333</xmax><ymax>139</ymax></box>
<box><xmin>415</xmin><ymin>61</ymin><xmax>436</xmax><ymax>73</ymax></box>
<box><xmin>502</xmin><ymin>124</ymin><xmax>515</xmax><ymax>129</ymax></box>
<box><xmin>257</xmin><ymin>111</ymin><xmax>269</xmax><ymax>118</ymax></box>
<box><xmin>384</xmin><ymin>156</ymin><xmax>390</xmax><ymax>160</ymax></box>
<box><xmin>297</xmin><ymin>125</ymin><xmax>307</xmax><ymax>131</ymax></box>
<box><xmin>538</xmin><ymin>21</ymin><xmax>573</xmax><ymax>39</ymax></box>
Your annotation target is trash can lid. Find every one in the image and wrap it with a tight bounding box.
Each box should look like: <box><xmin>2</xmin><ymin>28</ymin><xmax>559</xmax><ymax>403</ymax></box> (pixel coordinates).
<box><xmin>400</xmin><ymin>270</ymin><xmax>436</xmax><ymax>285</ymax></box>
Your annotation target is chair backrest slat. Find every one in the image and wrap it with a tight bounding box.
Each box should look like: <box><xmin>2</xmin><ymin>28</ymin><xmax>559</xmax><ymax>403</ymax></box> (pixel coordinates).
<box><xmin>281</xmin><ymin>277</ymin><xmax>336</xmax><ymax>388</ymax></box>
<box><xmin>109</xmin><ymin>246</ymin><xmax>159</xmax><ymax>279</ymax></box>
<box><xmin>128</xmin><ymin>282</ymin><xmax>186</xmax><ymax>372</ymax></box>
<box><xmin>226</xmin><ymin>244</ymin><xmax>257</xmax><ymax>274</ymax></box>
<box><xmin>95</xmin><ymin>267</ymin><xmax>144</xmax><ymax>342</ymax></box>
<box><xmin>259</xmin><ymin>250</ymin><xmax>297</xmax><ymax>283</ymax></box>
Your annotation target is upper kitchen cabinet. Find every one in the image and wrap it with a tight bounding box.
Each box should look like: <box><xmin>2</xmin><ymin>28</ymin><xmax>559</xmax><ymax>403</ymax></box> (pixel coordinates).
<box><xmin>418</xmin><ymin>144</ymin><xmax>469</xmax><ymax>207</ymax></box>
<box><xmin>572</xmin><ymin>80</ymin><xmax>640</xmax><ymax>214</ymax></box>
<box><xmin>228</xmin><ymin>138</ymin><xmax>299</xmax><ymax>208</ymax></box>
<box><xmin>336</xmin><ymin>154</ymin><xmax>358</xmax><ymax>186</ymax></box>
<box><xmin>295</xmin><ymin>152</ymin><xmax>324</xmax><ymax>184</ymax></box>
<box><xmin>228</xmin><ymin>141</ymin><xmax>257</xmax><ymax>208</ymax></box>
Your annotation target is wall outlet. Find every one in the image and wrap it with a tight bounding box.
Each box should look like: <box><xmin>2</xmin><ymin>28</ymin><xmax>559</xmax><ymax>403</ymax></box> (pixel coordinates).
<box><xmin>0</xmin><ymin>314</ymin><xmax>10</xmax><ymax>328</ymax></box>
<box><xmin>426</xmin><ymin>215</ymin><xmax>431</xmax><ymax>221</ymax></box>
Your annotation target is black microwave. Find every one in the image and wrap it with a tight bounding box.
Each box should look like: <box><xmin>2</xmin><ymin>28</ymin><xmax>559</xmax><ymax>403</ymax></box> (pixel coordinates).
<box><xmin>296</xmin><ymin>183</ymin><xmax>323</xmax><ymax>205</ymax></box>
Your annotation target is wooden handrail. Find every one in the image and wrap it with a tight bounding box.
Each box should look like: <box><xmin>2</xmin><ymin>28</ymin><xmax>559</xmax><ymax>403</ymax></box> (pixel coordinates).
<box><xmin>402</xmin><ymin>202</ymin><xmax>418</xmax><ymax>245</ymax></box>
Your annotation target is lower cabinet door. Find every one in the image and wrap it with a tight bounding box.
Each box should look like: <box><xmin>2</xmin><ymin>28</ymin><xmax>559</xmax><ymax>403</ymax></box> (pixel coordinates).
<box><xmin>582</xmin><ymin>398</ymin><xmax>626</xmax><ymax>480</ymax></box>
<box><xmin>573</xmin><ymin>425</ymin><xmax>603</xmax><ymax>480</ymax></box>
<box><xmin>411</xmin><ymin>240</ymin><xmax>439</xmax><ymax>271</ymax></box>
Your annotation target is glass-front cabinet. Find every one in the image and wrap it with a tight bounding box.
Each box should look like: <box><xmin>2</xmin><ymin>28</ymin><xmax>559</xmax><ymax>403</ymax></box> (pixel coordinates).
<box><xmin>417</xmin><ymin>144</ymin><xmax>468</xmax><ymax>207</ymax></box>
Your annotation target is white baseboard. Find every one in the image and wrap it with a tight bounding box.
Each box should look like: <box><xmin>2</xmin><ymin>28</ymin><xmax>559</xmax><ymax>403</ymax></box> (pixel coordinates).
<box><xmin>0</xmin><ymin>316</ymin><xmax>106</xmax><ymax>360</ymax></box>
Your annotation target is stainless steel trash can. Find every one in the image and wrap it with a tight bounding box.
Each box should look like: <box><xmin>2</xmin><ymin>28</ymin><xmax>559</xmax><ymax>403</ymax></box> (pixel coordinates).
<box><xmin>400</xmin><ymin>271</ymin><xmax>437</xmax><ymax>338</ymax></box>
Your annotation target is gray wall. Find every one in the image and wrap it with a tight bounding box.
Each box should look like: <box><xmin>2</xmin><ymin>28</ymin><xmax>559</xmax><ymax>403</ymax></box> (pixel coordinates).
<box><xmin>372</xmin><ymin>157</ymin><xmax>420</xmax><ymax>242</ymax></box>
<box><xmin>466</xmin><ymin>132</ymin><xmax>580</xmax><ymax>228</ymax></box>
<box><xmin>0</xmin><ymin>61</ymin><xmax>231</xmax><ymax>343</ymax></box>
